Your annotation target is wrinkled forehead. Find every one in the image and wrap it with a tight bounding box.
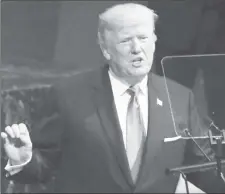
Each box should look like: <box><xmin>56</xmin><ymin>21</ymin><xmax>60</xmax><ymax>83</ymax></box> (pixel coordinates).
<box><xmin>99</xmin><ymin>4</ymin><xmax>156</xmax><ymax>32</ymax></box>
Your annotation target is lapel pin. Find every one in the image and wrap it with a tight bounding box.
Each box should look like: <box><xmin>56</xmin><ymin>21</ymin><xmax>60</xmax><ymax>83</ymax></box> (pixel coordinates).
<box><xmin>157</xmin><ymin>98</ymin><xmax>163</xmax><ymax>106</ymax></box>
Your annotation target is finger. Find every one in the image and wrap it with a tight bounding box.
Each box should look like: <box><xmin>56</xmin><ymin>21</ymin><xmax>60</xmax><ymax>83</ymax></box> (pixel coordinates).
<box><xmin>18</xmin><ymin>123</ymin><xmax>29</xmax><ymax>135</ymax></box>
<box><xmin>1</xmin><ymin>132</ymin><xmax>10</xmax><ymax>145</ymax></box>
<box><xmin>5</xmin><ymin>126</ymin><xmax>15</xmax><ymax>138</ymax></box>
<box><xmin>11</xmin><ymin>124</ymin><xmax>20</xmax><ymax>138</ymax></box>
<box><xmin>18</xmin><ymin>123</ymin><xmax>32</xmax><ymax>146</ymax></box>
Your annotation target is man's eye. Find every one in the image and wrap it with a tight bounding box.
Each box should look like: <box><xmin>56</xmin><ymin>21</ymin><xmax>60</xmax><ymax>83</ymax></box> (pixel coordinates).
<box><xmin>139</xmin><ymin>36</ymin><xmax>148</xmax><ymax>40</ymax></box>
<box><xmin>120</xmin><ymin>38</ymin><xmax>130</xmax><ymax>43</ymax></box>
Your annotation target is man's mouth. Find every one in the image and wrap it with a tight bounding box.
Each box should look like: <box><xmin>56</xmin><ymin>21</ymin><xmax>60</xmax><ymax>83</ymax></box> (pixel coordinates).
<box><xmin>132</xmin><ymin>57</ymin><xmax>143</xmax><ymax>62</ymax></box>
<box><xmin>132</xmin><ymin>57</ymin><xmax>144</xmax><ymax>67</ymax></box>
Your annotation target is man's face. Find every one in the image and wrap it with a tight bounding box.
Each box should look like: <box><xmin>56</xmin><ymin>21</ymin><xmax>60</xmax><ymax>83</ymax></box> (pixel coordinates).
<box><xmin>102</xmin><ymin>18</ymin><xmax>156</xmax><ymax>80</ymax></box>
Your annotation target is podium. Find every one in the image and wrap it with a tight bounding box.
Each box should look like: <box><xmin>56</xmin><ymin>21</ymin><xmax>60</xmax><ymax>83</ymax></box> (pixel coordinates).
<box><xmin>161</xmin><ymin>54</ymin><xmax>225</xmax><ymax>193</ymax></box>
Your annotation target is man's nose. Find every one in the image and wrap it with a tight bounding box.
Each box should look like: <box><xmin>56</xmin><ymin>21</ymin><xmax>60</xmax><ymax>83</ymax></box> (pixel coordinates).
<box><xmin>131</xmin><ymin>38</ymin><xmax>142</xmax><ymax>54</ymax></box>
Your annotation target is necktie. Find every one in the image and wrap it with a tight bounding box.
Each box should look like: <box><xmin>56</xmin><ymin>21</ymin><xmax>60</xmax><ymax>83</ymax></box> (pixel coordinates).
<box><xmin>126</xmin><ymin>85</ymin><xmax>146</xmax><ymax>183</ymax></box>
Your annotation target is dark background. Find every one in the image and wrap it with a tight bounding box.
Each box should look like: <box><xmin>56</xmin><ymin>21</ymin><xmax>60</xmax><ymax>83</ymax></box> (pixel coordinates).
<box><xmin>2</xmin><ymin>1</ymin><xmax>225</xmax><ymax>71</ymax></box>
<box><xmin>1</xmin><ymin>0</ymin><xmax>225</xmax><ymax>193</ymax></box>
<box><xmin>1</xmin><ymin>0</ymin><xmax>225</xmax><ymax>128</ymax></box>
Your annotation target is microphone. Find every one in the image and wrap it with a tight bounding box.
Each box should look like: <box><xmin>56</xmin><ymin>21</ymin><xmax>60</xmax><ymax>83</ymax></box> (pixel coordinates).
<box><xmin>203</xmin><ymin>115</ymin><xmax>222</xmax><ymax>133</ymax></box>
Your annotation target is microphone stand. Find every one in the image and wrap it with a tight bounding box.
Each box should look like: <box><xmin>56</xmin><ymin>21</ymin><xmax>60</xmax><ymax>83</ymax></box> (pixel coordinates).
<box><xmin>208</xmin><ymin>129</ymin><xmax>225</xmax><ymax>183</ymax></box>
<box><xmin>167</xmin><ymin>127</ymin><xmax>225</xmax><ymax>193</ymax></box>
<box><xmin>167</xmin><ymin>160</ymin><xmax>225</xmax><ymax>193</ymax></box>
<box><xmin>181</xmin><ymin>128</ymin><xmax>211</xmax><ymax>194</ymax></box>
<box><xmin>167</xmin><ymin>160</ymin><xmax>225</xmax><ymax>174</ymax></box>
<box><xmin>180</xmin><ymin>171</ymin><xmax>189</xmax><ymax>194</ymax></box>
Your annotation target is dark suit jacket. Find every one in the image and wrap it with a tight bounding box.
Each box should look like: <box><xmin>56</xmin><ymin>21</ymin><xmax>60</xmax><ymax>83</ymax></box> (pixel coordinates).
<box><xmin>8</xmin><ymin>65</ymin><xmax>222</xmax><ymax>193</ymax></box>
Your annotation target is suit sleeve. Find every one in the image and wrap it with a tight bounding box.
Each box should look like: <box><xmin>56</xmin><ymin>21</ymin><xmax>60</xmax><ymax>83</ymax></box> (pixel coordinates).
<box><xmin>5</xmin><ymin>85</ymin><xmax>66</xmax><ymax>184</ymax></box>
<box><xmin>184</xmin><ymin>91</ymin><xmax>225</xmax><ymax>192</ymax></box>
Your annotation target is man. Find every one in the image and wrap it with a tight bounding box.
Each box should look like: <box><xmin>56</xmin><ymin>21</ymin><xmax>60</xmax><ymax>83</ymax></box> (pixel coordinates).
<box><xmin>1</xmin><ymin>3</ymin><xmax>223</xmax><ymax>193</ymax></box>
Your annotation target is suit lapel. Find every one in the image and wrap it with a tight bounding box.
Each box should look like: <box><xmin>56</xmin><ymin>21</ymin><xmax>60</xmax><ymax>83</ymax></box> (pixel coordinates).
<box><xmin>91</xmin><ymin>66</ymin><xmax>134</xmax><ymax>188</ymax></box>
<box><xmin>146</xmin><ymin>73</ymin><xmax>167</xmax><ymax>164</ymax></box>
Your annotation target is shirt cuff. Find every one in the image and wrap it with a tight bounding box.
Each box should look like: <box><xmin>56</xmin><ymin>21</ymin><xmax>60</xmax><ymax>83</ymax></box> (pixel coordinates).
<box><xmin>5</xmin><ymin>154</ymin><xmax>32</xmax><ymax>177</ymax></box>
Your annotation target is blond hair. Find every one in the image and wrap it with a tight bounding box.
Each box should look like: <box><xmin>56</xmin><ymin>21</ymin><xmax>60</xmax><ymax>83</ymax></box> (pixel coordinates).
<box><xmin>97</xmin><ymin>3</ymin><xmax>158</xmax><ymax>46</ymax></box>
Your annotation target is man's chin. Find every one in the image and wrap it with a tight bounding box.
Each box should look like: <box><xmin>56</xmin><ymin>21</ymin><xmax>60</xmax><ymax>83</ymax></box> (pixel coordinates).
<box><xmin>126</xmin><ymin>72</ymin><xmax>149</xmax><ymax>80</ymax></box>
<box><xmin>130</xmin><ymin>66</ymin><xmax>151</xmax><ymax>76</ymax></box>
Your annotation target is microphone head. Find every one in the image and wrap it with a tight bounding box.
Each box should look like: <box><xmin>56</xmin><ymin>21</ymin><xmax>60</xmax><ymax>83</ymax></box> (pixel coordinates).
<box><xmin>204</xmin><ymin>115</ymin><xmax>221</xmax><ymax>132</ymax></box>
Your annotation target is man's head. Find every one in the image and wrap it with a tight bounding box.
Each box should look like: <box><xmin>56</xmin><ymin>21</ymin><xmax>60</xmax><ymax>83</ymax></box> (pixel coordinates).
<box><xmin>98</xmin><ymin>3</ymin><xmax>158</xmax><ymax>84</ymax></box>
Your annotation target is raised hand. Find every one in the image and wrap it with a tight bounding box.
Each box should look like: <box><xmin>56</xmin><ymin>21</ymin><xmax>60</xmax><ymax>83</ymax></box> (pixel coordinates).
<box><xmin>1</xmin><ymin>123</ymin><xmax>32</xmax><ymax>165</ymax></box>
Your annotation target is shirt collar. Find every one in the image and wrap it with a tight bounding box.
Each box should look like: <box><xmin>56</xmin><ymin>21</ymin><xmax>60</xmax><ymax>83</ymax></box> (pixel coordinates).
<box><xmin>108</xmin><ymin>68</ymin><xmax>148</xmax><ymax>96</ymax></box>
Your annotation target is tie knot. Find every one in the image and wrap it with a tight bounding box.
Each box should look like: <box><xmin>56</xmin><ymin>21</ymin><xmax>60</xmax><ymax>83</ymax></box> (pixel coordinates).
<box><xmin>127</xmin><ymin>85</ymin><xmax>140</xmax><ymax>96</ymax></box>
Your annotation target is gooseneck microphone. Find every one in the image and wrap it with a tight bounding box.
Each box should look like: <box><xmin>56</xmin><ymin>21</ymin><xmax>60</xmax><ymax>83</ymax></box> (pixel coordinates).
<box><xmin>203</xmin><ymin>115</ymin><xmax>222</xmax><ymax>133</ymax></box>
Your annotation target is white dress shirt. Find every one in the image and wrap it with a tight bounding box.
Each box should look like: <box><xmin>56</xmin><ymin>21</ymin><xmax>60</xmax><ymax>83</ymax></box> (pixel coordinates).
<box><xmin>108</xmin><ymin>69</ymin><xmax>149</xmax><ymax>149</ymax></box>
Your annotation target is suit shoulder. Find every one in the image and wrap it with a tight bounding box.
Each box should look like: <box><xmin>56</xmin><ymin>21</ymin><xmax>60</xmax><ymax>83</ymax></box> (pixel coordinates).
<box><xmin>152</xmin><ymin>73</ymin><xmax>191</xmax><ymax>93</ymax></box>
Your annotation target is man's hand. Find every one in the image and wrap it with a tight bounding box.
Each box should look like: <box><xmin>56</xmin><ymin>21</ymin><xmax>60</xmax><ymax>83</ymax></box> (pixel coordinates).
<box><xmin>1</xmin><ymin>123</ymin><xmax>32</xmax><ymax>165</ymax></box>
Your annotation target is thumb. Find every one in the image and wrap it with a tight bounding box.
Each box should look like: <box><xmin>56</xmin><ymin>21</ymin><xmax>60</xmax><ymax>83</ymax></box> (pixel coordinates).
<box><xmin>1</xmin><ymin>132</ymin><xmax>10</xmax><ymax>145</ymax></box>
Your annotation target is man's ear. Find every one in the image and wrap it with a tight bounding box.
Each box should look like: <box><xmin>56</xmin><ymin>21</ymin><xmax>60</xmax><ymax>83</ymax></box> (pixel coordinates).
<box><xmin>102</xmin><ymin>50</ymin><xmax>111</xmax><ymax>60</ymax></box>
